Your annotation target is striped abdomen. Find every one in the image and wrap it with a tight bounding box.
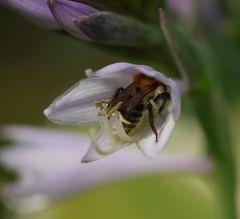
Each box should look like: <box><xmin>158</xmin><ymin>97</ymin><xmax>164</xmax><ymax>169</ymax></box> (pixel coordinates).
<box><xmin>119</xmin><ymin>101</ymin><xmax>145</xmax><ymax>133</ymax></box>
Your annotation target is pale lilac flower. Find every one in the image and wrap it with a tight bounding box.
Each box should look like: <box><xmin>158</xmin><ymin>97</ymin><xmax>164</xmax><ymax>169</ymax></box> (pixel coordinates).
<box><xmin>44</xmin><ymin>62</ymin><xmax>182</xmax><ymax>162</ymax></box>
<box><xmin>0</xmin><ymin>125</ymin><xmax>212</xmax><ymax>213</ymax></box>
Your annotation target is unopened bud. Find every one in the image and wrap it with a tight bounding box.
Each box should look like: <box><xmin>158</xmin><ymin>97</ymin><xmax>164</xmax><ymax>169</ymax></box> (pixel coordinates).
<box><xmin>73</xmin><ymin>12</ymin><xmax>160</xmax><ymax>47</ymax></box>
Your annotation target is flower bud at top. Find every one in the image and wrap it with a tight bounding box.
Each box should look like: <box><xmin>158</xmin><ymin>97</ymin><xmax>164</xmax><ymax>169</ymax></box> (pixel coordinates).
<box><xmin>73</xmin><ymin>12</ymin><xmax>161</xmax><ymax>47</ymax></box>
<box><xmin>2</xmin><ymin>0</ymin><xmax>162</xmax><ymax>47</ymax></box>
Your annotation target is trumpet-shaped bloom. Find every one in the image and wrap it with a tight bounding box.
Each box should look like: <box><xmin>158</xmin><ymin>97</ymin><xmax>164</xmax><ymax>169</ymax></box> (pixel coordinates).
<box><xmin>44</xmin><ymin>62</ymin><xmax>182</xmax><ymax>162</ymax></box>
<box><xmin>0</xmin><ymin>125</ymin><xmax>212</xmax><ymax>213</ymax></box>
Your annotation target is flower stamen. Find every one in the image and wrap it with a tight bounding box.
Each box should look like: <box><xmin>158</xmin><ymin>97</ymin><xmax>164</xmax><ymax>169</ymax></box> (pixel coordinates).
<box><xmin>88</xmin><ymin>128</ymin><xmax>117</xmax><ymax>156</ymax></box>
<box><xmin>117</xmin><ymin>111</ymin><xmax>131</xmax><ymax>125</ymax></box>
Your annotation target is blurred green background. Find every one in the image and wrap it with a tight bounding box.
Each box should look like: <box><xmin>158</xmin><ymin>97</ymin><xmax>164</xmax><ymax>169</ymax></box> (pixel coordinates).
<box><xmin>0</xmin><ymin>3</ymin><xmax>239</xmax><ymax>219</ymax></box>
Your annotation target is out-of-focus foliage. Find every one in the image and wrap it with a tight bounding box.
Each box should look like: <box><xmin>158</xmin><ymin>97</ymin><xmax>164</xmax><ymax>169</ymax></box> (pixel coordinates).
<box><xmin>169</xmin><ymin>0</ymin><xmax>240</xmax><ymax>101</ymax></box>
<box><xmin>0</xmin><ymin>0</ymin><xmax>240</xmax><ymax>219</ymax></box>
<box><xmin>27</xmin><ymin>175</ymin><xmax>217</xmax><ymax>219</ymax></box>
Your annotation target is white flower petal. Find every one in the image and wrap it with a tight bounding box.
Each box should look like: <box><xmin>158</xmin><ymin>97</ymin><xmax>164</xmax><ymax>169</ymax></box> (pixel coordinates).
<box><xmin>93</xmin><ymin>62</ymin><xmax>171</xmax><ymax>86</ymax></box>
<box><xmin>1</xmin><ymin>125</ymin><xmax>90</xmax><ymax>147</ymax></box>
<box><xmin>44</xmin><ymin>76</ymin><xmax>131</xmax><ymax>124</ymax></box>
<box><xmin>1</xmin><ymin>126</ymin><xmax>212</xmax><ymax>205</ymax></box>
<box><xmin>0</xmin><ymin>126</ymin><xmax>90</xmax><ymax>199</ymax></box>
<box><xmin>169</xmin><ymin>79</ymin><xmax>181</xmax><ymax>119</ymax></box>
<box><xmin>93</xmin><ymin>62</ymin><xmax>154</xmax><ymax>76</ymax></box>
<box><xmin>137</xmin><ymin>114</ymin><xmax>176</xmax><ymax>158</ymax></box>
<box><xmin>81</xmin><ymin>131</ymin><xmax>131</xmax><ymax>162</ymax></box>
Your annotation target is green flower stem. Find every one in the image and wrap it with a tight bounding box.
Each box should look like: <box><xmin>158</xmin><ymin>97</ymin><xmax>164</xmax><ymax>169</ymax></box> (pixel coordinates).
<box><xmin>159</xmin><ymin>9</ymin><xmax>237</xmax><ymax>219</ymax></box>
<box><xmin>193</xmin><ymin>87</ymin><xmax>236</xmax><ymax>219</ymax></box>
<box><xmin>193</xmin><ymin>48</ymin><xmax>237</xmax><ymax>219</ymax></box>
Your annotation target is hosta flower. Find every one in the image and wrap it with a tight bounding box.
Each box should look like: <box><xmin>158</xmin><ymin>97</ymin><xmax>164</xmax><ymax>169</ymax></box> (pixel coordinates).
<box><xmin>44</xmin><ymin>62</ymin><xmax>181</xmax><ymax>162</ymax></box>
<box><xmin>0</xmin><ymin>126</ymin><xmax>211</xmax><ymax>213</ymax></box>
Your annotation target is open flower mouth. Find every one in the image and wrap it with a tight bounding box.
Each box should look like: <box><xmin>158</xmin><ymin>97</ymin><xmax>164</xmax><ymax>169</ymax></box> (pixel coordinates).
<box><xmin>44</xmin><ymin>62</ymin><xmax>181</xmax><ymax>162</ymax></box>
<box><xmin>95</xmin><ymin>73</ymin><xmax>171</xmax><ymax>148</ymax></box>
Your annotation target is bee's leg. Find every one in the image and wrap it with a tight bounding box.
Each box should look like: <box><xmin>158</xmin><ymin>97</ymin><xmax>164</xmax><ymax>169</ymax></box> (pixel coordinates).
<box><xmin>106</xmin><ymin>87</ymin><xmax>124</xmax><ymax>114</ymax></box>
<box><xmin>107</xmin><ymin>87</ymin><xmax>124</xmax><ymax>106</ymax></box>
<box><xmin>154</xmin><ymin>92</ymin><xmax>171</xmax><ymax>113</ymax></box>
<box><xmin>147</xmin><ymin>103</ymin><xmax>158</xmax><ymax>142</ymax></box>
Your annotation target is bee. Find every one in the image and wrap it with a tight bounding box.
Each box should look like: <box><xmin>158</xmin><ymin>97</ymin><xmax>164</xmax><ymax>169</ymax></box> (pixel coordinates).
<box><xmin>106</xmin><ymin>74</ymin><xmax>171</xmax><ymax>142</ymax></box>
